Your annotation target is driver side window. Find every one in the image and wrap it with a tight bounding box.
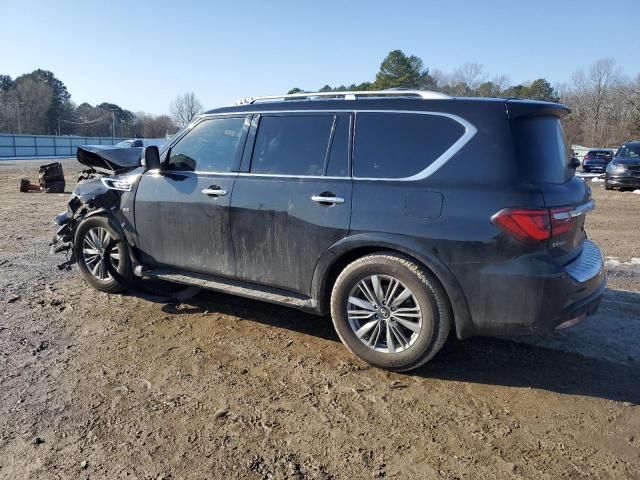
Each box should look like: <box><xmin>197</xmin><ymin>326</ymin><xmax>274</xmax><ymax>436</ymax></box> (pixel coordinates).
<box><xmin>166</xmin><ymin>116</ymin><xmax>248</xmax><ymax>172</ymax></box>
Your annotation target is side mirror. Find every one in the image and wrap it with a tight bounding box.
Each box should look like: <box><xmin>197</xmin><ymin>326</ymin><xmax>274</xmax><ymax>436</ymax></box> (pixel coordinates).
<box><xmin>142</xmin><ymin>145</ymin><xmax>161</xmax><ymax>171</ymax></box>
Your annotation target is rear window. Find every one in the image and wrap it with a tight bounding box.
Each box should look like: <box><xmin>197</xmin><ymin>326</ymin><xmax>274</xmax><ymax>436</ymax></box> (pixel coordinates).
<box><xmin>590</xmin><ymin>151</ymin><xmax>611</xmax><ymax>158</ymax></box>
<box><xmin>511</xmin><ymin>116</ymin><xmax>571</xmax><ymax>184</ymax></box>
<box><xmin>353</xmin><ymin>113</ymin><xmax>465</xmax><ymax>179</ymax></box>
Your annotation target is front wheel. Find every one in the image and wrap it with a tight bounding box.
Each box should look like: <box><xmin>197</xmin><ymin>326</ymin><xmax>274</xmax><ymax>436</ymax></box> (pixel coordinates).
<box><xmin>74</xmin><ymin>215</ymin><xmax>133</xmax><ymax>293</ymax></box>
<box><xmin>330</xmin><ymin>253</ymin><xmax>452</xmax><ymax>372</ymax></box>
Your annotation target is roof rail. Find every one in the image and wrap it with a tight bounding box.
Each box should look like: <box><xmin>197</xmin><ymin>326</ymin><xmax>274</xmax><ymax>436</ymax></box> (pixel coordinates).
<box><xmin>234</xmin><ymin>89</ymin><xmax>451</xmax><ymax>105</ymax></box>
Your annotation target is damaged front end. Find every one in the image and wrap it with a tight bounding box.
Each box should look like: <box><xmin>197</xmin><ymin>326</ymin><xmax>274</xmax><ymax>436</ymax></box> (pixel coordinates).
<box><xmin>50</xmin><ymin>145</ymin><xmax>144</xmax><ymax>269</ymax></box>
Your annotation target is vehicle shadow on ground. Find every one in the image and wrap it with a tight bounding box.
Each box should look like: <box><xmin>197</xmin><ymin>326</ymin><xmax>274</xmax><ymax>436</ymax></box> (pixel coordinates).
<box><xmin>139</xmin><ymin>285</ymin><xmax>640</xmax><ymax>405</ymax></box>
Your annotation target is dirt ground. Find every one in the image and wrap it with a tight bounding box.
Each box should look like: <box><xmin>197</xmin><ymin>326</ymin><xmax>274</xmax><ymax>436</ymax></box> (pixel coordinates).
<box><xmin>1</xmin><ymin>159</ymin><xmax>639</xmax><ymax>480</ymax></box>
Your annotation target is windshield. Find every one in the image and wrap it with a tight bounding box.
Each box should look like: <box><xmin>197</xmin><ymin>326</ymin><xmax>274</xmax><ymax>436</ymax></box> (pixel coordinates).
<box><xmin>616</xmin><ymin>144</ymin><xmax>640</xmax><ymax>158</ymax></box>
<box><xmin>115</xmin><ymin>140</ymin><xmax>133</xmax><ymax>147</ymax></box>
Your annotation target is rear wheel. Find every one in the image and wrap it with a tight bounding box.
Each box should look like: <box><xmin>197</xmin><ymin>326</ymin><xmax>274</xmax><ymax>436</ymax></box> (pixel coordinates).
<box><xmin>74</xmin><ymin>216</ymin><xmax>133</xmax><ymax>293</ymax></box>
<box><xmin>330</xmin><ymin>253</ymin><xmax>451</xmax><ymax>371</ymax></box>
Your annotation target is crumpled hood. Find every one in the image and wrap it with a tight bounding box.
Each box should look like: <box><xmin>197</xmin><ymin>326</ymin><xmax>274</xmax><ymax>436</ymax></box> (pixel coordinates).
<box><xmin>77</xmin><ymin>145</ymin><xmax>143</xmax><ymax>172</ymax></box>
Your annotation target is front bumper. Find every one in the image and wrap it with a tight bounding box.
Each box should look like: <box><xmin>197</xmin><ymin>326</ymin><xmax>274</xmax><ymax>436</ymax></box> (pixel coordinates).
<box><xmin>452</xmin><ymin>240</ymin><xmax>606</xmax><ymax>337</ymax></box>
<box><xmin>606</xmin><ymin>173</ymin><xmax>640</xmax><ymax>188</ymax></box>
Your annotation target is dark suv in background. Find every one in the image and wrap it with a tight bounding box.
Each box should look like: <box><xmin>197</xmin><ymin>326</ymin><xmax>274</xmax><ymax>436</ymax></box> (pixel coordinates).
<box><xmin>605</xmin><ymin>141</ymin><xmax>640</xmax><ymax>190</ymax></box>
<box><xmin>582</xmin><ymin>148</ymin><xmax>613</xmax><ymax>172</ymax></box>
<box><xmin>51</xmin><ymin>90</ymin><xmax>605</xmax><ymax>371</ymax></box>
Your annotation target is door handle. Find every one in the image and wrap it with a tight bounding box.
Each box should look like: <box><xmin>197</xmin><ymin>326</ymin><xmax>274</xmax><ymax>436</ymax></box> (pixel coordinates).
<box><xmin>311</xmin><ymin>194</ymin><xmax>345</xmax><ymax>205</ymax></box>
<box><xmin>202</xmin><ymin>186</ymin><xmax>228</xmax><ymax>197</ymax></box>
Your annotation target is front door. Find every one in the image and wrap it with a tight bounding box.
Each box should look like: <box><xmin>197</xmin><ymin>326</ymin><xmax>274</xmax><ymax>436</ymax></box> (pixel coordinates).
<box><xmin>134</xmin><ymin>115</ymin><xmax>250</xmax><ymax>277</ymax></box>
<box><xmin>230</xmin><ymin>112</ymin><xmax>353</xmax><ymax>295</ymax></box>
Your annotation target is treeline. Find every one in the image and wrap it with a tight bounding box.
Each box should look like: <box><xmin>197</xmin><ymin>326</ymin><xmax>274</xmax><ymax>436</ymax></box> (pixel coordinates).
<box><xmin>289</xmin><ymin>50</ymin><xmax>640</xmax><ymax>147</ymax></box>
<box><xmin>0</xmin><ymin>69</ymin><xmax>179</xmax><ymax>138</ymax></box>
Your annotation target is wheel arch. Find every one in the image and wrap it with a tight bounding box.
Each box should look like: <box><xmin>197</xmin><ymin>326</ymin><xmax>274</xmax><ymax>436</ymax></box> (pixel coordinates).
<box><xmin>311</xmin><ymin>233</ymin><xmax>476</xmax><ymax>339</ymax></box>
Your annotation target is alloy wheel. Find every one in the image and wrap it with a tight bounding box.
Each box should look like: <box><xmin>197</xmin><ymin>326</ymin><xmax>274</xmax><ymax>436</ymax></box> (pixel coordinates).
<box><xmin>82</xmin><ymin>227</ymin><xmax>120</xmax><ymax>281</ymax></box>
<box><xmin>347</xmin><ymin>274</ymin><xmax>423</xmax><ymax>353</ymax></box>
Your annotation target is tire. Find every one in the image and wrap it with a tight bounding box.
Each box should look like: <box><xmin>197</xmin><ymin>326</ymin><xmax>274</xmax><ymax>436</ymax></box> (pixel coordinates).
<box><xmin>330</xmin><ymin>253</ymin><xmax>452</xmax><ymax>372</ymax></box>
<box><xmin>604</xmin><ymin>181</ymin><xmax>611</xmax><ymax>191</ymax></box>
<box><xmin>74</xmin><ymin>215</ymin><xmax>133</xmax><ymax>293</ymax></box>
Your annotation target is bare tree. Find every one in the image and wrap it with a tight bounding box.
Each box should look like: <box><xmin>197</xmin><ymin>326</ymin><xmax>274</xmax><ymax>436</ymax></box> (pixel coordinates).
<box><xmin>170</xmin><ymin>92</ymin><xmax>203</xmax><ymax>128</ymax></box>
<box><xmin>452</xmin><ymin>62</ymin><xmax>487</xmax><ymax>91</ymax></box>
<box><xmin>569</xmin><ymin>58</ymin><xmax>623</xmax><ymax>145</ymax></box>
<box><xmin>491</xmin><ymin>74</ymin><xmax>511</xmax><ymax>92</ymax></box>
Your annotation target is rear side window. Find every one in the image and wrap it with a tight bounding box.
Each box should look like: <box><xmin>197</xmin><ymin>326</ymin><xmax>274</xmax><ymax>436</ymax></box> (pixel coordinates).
<box><xmin>511</xmin><ymin>116</ymin><xmax>570</xmax><ymax>184</ymax></box>
<box><xmin>353</xmin><ymin>113</ymin><xmax>465</xmax><ymax>179</ymax></box>
<box><xmin>251</xmin><ymin>115</ymin><xmax>334</xmax><ymax>175</ymax></box>
<box><xmin>166</xmin><ymin>117</ymin><xmax>248</xmax><ymax>172</ymax></box>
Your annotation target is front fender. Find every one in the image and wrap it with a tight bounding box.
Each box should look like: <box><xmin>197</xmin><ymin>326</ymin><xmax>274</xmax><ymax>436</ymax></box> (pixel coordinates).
<box><xmin>310</xmin><ymin>233</ymin><xmax>476</xmax><ymax>339</ymax></box>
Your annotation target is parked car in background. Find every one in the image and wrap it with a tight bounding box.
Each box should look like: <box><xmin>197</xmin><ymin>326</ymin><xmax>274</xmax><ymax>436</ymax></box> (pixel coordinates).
<box><xmin>115</xmin><ymin>138</ymin><xmax>166</xmax><ymax>148</ymax></box>
<box><xmin>605</xmin><ymin>141</ymin><xmax>640</xmax><ymax>190</ymax></box>
<box><xmin>582</xmin><ymin>149</ymin><xmax>613</xmax><ymax>172</ymax></box>
<box><xmin>50</xmin><ymin>90</ymin><xmax>605</xmax><ymax>372</ymax></box>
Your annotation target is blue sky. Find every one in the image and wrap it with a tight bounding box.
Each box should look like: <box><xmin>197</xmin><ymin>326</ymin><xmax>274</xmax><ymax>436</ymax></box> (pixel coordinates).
<box><xmin>1</xmin><ymin>0</ymin><xmax>638</xmax><ymax>115</ymax></box>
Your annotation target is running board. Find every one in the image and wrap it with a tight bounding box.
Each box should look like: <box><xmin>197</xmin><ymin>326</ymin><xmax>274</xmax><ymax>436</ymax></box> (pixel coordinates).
<box><xmin>134</xmin><ymin>266</ymin><xmax>319</xmax><ymax>312</ymax></box>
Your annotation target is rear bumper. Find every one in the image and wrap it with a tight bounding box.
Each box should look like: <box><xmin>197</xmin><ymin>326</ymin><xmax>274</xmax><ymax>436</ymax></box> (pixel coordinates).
<box><xmin>582</xmin><ymin>164</ymin><xmax>607</xmax><ymax>172</ymax></box>
<box><xmin>606</xmin><ymin>173</ymin><xmax>640</xmax><ymax>188</ymax></box>
<box><xmin>452</xmin><ymin>240</ymin><xmax>606</xmax><ymax>337</ymax></box>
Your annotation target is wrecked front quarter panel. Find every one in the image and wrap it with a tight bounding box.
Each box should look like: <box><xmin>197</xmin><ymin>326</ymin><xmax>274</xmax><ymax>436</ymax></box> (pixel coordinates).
<box><xmin>49</xmin><ymin>169</ymin><xmax>144</xmax><ymax>268</ymax></box>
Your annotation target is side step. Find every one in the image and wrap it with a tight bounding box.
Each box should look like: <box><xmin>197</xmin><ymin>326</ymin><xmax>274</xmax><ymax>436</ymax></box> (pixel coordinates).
<box><xmin>134</xmin><ymin>266</ymin><xmax>319</xmax><ymax>313</ymax></box>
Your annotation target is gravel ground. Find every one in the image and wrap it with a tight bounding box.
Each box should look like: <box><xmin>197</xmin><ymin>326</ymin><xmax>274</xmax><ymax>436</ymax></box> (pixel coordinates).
<box><xmin>0</xmin><ymin>159</ymin><xmax>638</xmax><ymax>479</ymax></box>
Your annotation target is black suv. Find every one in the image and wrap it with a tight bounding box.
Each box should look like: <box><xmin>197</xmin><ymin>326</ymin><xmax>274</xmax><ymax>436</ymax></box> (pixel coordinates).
<box><xmin>605</xmin><ymin>141</ymin><xmax>640</xmax><ymax>190</ymax></box>
<box><xmin>51</xmin><ymin>90</ymin><xmax>606</xmax><ymax>371</ymax></box>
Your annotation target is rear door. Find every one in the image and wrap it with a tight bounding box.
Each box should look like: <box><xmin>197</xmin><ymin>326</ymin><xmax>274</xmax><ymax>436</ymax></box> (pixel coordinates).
<box><xmin>229</xmin><ymin>112</ymin><xmax>352</xmax><ymax>295</ymax></box>
<box><xmin>134</xmin><ymin>115</ymin><xmax>250</xmax><ymax>276</ymax></box>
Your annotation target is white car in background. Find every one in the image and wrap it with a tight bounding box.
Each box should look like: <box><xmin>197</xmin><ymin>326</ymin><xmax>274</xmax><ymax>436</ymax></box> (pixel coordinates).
<box><xmin>115</xmin><ymin>138</ymin><xmax>165</xmax><ymax>148</ymax></box>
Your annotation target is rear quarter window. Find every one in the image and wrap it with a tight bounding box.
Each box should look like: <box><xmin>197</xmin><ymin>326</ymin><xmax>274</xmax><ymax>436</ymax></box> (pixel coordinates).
<box><xmin>511</xmin><ymin>116</ymin><xmax>571</xmax><ymax>184</ymax></box>
<box><xmin>353</xmin><ymin>112</ymin><xmax>465</xmax><ymax>179</ymax></box>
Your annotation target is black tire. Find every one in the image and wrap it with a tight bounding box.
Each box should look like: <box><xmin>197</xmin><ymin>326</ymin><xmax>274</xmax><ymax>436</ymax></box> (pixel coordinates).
<box><xmin>604</xmin><ymin>181</ymin><xmax>611</xmax><ymax>190</ymax></box>
<box><xmin>330</xmin><ymin>253</ymin><xmax>452</xmax><ymax>372</ymax></box>
<box><xmin>74</xmin><ymin>215</ymin><xmax>133</xmax><ymax>293</ymax></box>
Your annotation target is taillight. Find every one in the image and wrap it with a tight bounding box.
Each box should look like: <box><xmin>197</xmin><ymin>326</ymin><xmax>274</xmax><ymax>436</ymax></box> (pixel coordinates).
<box><xmin>492</xmin><ymin>207</ymin><xmax>579</xmax><ymax>243</ymax></box>
<box><xmin>491</xmin><ymin>208</ymin><xmax>551</xmax><ymax>243</ymax></box>
<box><xmin>549</xmin><ymin>207</ymin><xmax>575</xmax><ymax>236</ymax></box>
<box><xmin>584</xmin><ymin>154</ymin><xmax>591</xmax><ymax>160</ymax></box>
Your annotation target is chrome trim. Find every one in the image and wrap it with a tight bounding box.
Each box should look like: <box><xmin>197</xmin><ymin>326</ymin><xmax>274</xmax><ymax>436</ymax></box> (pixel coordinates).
<box><xmin>198</xmin><ymin>109</ymin><xmax>477</xmax><ymax>182</ymax></box>
<box><xmin>311</xmin><ymin>195</ymin><xmax>345</xmax><ymax>204</ymax></box>
<box><xmin>551</xmin><ymin>200</ymin><xmax>595</xmax><ymax>220</ymax></box>
<box><xmin>234</xmin><ymin>90</ymin><xmax>451</xmax><ymax>105</ymax></box>
<box><xmin>565</xmin><ymin>240</ymin><xmax>604</xmax><ymax>283</ymax></box>
<box><xmin>201</xmin><ymin>188</ymin><xmax>228</xmax><ymax>196</ymax></box>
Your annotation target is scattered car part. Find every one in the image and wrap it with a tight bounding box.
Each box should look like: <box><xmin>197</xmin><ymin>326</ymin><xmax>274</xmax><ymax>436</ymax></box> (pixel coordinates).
<box><xmin>19</xmin><ymin>179</ymin><xmax>41</xmax><ymax>192</ymax></box>
<box><xmin>38</xmin><ymin>162</ymin><xmax>65</xmax><ymax>193</ymax></box>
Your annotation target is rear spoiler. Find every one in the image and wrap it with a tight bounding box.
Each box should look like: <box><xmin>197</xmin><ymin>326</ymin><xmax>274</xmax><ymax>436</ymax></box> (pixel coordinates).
<box><xmin>505</xmin><ymin>99</ymin><xmax>570</xmax><ymax>119</ymax></box>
